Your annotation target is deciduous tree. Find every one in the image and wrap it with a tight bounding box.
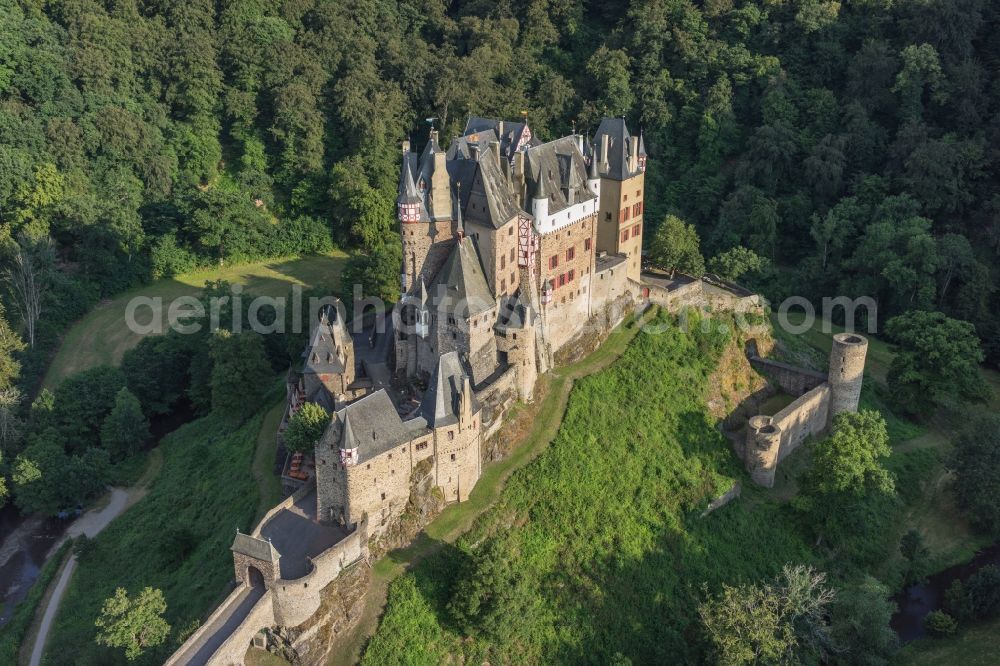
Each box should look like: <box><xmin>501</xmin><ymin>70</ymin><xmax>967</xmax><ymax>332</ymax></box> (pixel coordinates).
<box><xmin>95</xmin><ymin>587</ymin><xmax>171</xmax><ymax>661</ymax></box>
<box><xmin>283</xmin><ymin>402</ymin><xmax>330</xmax><ymax>453</ymax></box>
<box><xmin>101</xmin><ymin>388</ymin><xmax>150</xmax><ymax>461</ymax></box>
<box><xmin>648</xmin><ymin>214</ymin><xmax>705</xmax><ymax>277</ymax></box>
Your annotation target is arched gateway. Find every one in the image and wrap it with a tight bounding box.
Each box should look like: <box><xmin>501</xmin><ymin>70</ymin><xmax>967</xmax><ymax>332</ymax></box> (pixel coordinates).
<box><xmin>231</xmin><ymin>532</ymin><xmax>281</xmax><ymax>589</ymax></box>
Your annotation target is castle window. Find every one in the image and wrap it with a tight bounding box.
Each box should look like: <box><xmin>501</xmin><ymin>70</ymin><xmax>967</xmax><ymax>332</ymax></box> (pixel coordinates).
<box><xmin>633</xmin><ymin>223</ymin><xmax>641</xmax><ymax>236</ymax></box>
<box><xmin>558</xmin><ymin>273</ymin><xmax>566</xmax><ymax>287</ymax></box>
<box><xmin>501</xmin><ymin>279</ymin><xmax>506</xmax><ymax>292</ymax></box>
<box><xmin>510</xmin><ymin>271</ymin><xmax>515</xmax><ymax>285</ymax></box>
<box><xmin>637</xmin><ymin>189</ymin><xmax>642</xmax><ymax>197</ymax></box>
<box><xmin>585</xmin><ymin>238</ymin><xmax>592</xmax><ymax>251</ymax></box>
<box><xmin>381</xmin><ymin>493</ymin><xmax>386</xmax><ymax>501</ymax></box>
<box><xmin>448</xmin><ymin>431</ymin><xmax>454</xmax><ymax>441</ymax></box>
<box><xmin>450</xmin><ymin>454</ymin><xmax>456</xmax><ymax>461</ymax></box>
<box><xmin>568</xmin><ymin>269</ymin><xmax>575</xmax><ymax>282</ymax></box>
<box><xmin>500</xmin><ymin>254</ymin><xmax>506</xmax><ymax>269</ymax></box>
<box><xmin>417</xmin><ymin>442</ymin><xmax>428</xmax><ymax>451</ymax></box>
<box><xmin>510</xmin><ymin>248</ymin><xmax>515</xmax><ymax>263</ymax></box>
<box><xmin>367</xmin><ymin>464</ymin><xmax>371</xmax><ymax>470</ymax></box>
<box><xmin>388</xmin><ymin>453</ymin><xmax>392</xmax><ymax>459</ymax></box>
<box><xmin>508</xmin><ymin>226</ymin><xmax>513</xmax><ymax>235</ymax></box>
<box><xmin>549</xmin><ymin>255</ymin><xmax>558</xmax><ymax>269</ymax></box>
<box><xmin>624</xmin><ymin>194</ymin><xmax>628</xmax><ymax>201</ymax></box>
<box><xmin>624</xmin><ymin>207</ymin><xmax>631</xmax><ymax>221</ymax></box>
<box><xmin>605</xmin><ymin>212</ymin><xmax>612</xmax><ymax>221</ymax></box>
<box><xmin>566</xmin><ymin>246</ymin><xmax>575</xmax><ymax>261</ymax></box>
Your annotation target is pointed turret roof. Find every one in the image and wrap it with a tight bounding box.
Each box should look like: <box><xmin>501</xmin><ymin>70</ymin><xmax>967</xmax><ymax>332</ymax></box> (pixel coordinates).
<box><xmin>638</xmin><ymin>131</ymin><xmax>647</xmax><ymax>157</ymax></box>
<box><xmin>420</xmin><ymin>351</ymin><xmax>479</xmax><ymax>428</ymax></box>
<box><xmin>533</xmin><ymin>162</ymin><xmax>548</xmax><ymax>199</ymax></box>
<box><xmin>302</xmin><ymin>309</ymin><xmax>347</xmax><ymax>375</ymax></box>
<box><xmin>454</xmin><ymin>183</ymin><xmax>464</xmax><ymax>236</ymax></box>
<box><xmin>399</xmin><ymin>157</ymin><xmax>421</xmax><ymax>205</ymax></box>
<box><xmin>430</xmin><ymin>236</ymin><xmax>496</xmax><ymax>317</ymax></box>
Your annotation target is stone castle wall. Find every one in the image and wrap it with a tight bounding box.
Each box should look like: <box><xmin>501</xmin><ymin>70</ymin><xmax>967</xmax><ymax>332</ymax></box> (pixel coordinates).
<box><xmin>270</xmin><ymin>526</ymin><xmax>367</xmax><ymax>627</ymax></box>
<box><xmin>474</xmin><ymin>365</ymin><xmax>519</xmax><ymax>440</ymax></box>
<box><xmin>772</xmin><ymin>384</ymin><xmax>831</xmax><ymax>463</ymax></box>
<box><xmin>748</xmin><ymin>357</ymin><xmax>827</xmax><ymax>396</ymax></box>
<box><xmin>206</xmin><ymin>592</ymin><xmax>276</xmax><ymax>666</ymax></box>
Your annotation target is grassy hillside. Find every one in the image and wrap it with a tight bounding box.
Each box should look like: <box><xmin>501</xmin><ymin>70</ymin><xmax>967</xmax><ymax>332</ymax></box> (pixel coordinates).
<box><xmin>43</xmin><ymin>252</ymin><xmax>347</xmax><ymax>387</ymax></box>
<box><xmin>362</xmin><ymin>314</ymin><xmax>817</xmax><ymax>664</ymax></box>
<box><xmin>42</xmin><ymin>399</ymin><xmax>277</xmax><ymax>665</ymax></box>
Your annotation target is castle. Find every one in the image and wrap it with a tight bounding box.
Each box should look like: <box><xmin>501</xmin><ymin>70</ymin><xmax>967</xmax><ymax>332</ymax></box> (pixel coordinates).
<box><xmin>168</xmin><ymin>117</ymin><xmax>867</xmax><ymax>665</ymax></box>
<box><xmin>302</xmin><ymin>116</ymin><xmax>649</xmax><ymax>538</ymax></box>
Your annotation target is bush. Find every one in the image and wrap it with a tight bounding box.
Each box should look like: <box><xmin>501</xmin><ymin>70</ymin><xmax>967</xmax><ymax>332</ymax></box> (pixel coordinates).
<box><xmin>924</xmin><ymin>610</ymin><xmax>957</xmax><ymax>637</ymax></box>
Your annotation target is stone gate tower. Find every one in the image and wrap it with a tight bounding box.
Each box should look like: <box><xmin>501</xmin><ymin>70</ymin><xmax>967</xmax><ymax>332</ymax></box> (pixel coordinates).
<box><xmin>826</xmin><ymin>332</ymin><xmax>868</xmax><ymax>426</ymax></box>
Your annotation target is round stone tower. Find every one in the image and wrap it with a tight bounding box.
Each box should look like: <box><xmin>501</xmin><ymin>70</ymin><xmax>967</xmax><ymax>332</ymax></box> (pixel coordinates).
<box><xmin>827</xmin><ymin>332</ymin><xmax>868</xmax><ymax>427</ymax></box>
<box><xmin>746</xmin><ymin>415</ymin><xmax>782</xmax><ymax>488</ymax></box>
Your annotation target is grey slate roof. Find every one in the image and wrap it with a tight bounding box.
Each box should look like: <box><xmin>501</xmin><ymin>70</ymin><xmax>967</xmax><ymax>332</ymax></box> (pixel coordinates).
<box><xmin>232</xmin><ymin>532</ymin><xmax>281</xmax><ymax>562</ymax></box>
<box><xmin>524</xmin><ymin>136</ymin><xmax>596</xmax><ymax>214</ymax></box>
<box><xmin>302</xmin><ymin>311</ymin><xmax>348</xmax><ymax>375</ymax></box>
<box><xmin>420</xmin><ymin>351</ymin><xmax>479</xmax><ymax>428</ymax></box>
<box><xmin>459</xmin><ymin>117</ymin><xmax>541</xmax><ymax>161</ymax></box>
<box><xmin>460</xmin><ymin>154</ymin><xmax>522</xmax><ymax>229</ymax></box>
<box><xmin>430</xmin><ymin>236</ymin><xmax>496</xmax><ymax>318</ymax></box>
<box><xmin>331</xmin><ymin>389</ymin><xmax>427</xmax><ymax>463</ymax></box>
<box><xmin>594</xmin><ymin>117</ymin><xmax>641</xmax><ymax>181</ymax></box>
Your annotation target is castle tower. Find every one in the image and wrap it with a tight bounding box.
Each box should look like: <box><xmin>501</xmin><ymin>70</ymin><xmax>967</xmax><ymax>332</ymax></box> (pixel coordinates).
<box><xmin>592</xmin><ymin>118</ymin><xmax>646</xmax><ymax>283</ymax></box>
<box><xmin>827</xmin><ymin>333</ymin><xmax>868</xmax><ymax>427</ymax></box>
<box><xmin>746</xmin><ymin>415</ymin><xmax>782</xmax><ymax>488</ymax></box>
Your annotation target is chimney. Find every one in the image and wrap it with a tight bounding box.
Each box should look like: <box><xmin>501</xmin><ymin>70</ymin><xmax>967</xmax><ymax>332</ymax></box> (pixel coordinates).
<box><xmin>600</xmin><ymin>133</ymin><xmax>609</xmax><ymax>169</ymax></box>
<box><xmin>629</xmin><ymin>135</ymin><xmax>639</xmax><ymax>172</ymax></box>
<box><xmin>576</xmin><ymin>133</ymin><xmax>584</xmax><ymax>154</ymax></box>
<box><xmin>429</xmin><ymin>129</ymin><xmax>439</xmax><ymax>148</ymax></box>
<box><xmin>488</xmin><ymin>140</ymin><xmax>501</xmax><ymax>171</ymax></box>
<box><xmin>402</xmin><ymin>139</ymin><xmax>410</xmax><ymax>154</ymax></box>
<box><xmin>498</xmin><ymin>120</ymin><xmax>505</xmax><ymax>137</ymax></box>
<box><xmin>512</xmin><ymin>151</ymin><xmax>525</xmax><ymax>203</ymax></box>
<box><xmin>469</xmin><ymin>143</ymin><xmax>480</xmax><ymax>161</ymax></box>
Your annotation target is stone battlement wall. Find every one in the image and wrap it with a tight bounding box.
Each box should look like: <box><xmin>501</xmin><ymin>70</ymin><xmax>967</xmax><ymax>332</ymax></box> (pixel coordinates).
<box><xmin>271</xmin><ymin>526</ymin><xmax>367</xmax><ymax>627</ymax></box>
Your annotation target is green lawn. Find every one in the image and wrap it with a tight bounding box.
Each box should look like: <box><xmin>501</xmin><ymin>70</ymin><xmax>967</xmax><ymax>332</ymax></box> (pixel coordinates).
<box><xmin>361</xmin><ymin>313</ymin><xmax>814</xmax><ymax>664</ymax></box>
<box><xmin>42</xmin><ymin>392</ymin><xmax>280</xmax><ymax>665</ymax></box>
<box><xmin>43</xmin><ymin>251</ymin><xmax>347</xmax><ymax>388</ymax></box>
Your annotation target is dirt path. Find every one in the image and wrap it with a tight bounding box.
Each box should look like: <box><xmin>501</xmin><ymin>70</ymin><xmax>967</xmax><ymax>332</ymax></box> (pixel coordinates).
<box><xmin>327</xmin><ymin>308</ymin><xmax>656</xmax><ymax>666</ymax></box>
<box><xmin>22</xmin><ymin>449</ymin><xmax>163</xmax><ymax>666</ymax></box>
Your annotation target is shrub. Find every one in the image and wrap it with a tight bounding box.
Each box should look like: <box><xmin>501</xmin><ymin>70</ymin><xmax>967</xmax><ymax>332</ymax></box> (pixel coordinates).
<box><xmin>924</xmin><ymin>610</ymin><xmax>957</xmax><ymax>637</ymax></box>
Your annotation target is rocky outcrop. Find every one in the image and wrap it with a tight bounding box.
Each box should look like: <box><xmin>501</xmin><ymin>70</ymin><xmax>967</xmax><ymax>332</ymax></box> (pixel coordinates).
<box><xmin>263</xmin><ymin>562</ymin><xmax>371</xmax><ymax>665</ymax></box>
<box><xmin>368</xmin><ymin>458</ymin><xmax>445</xmax><ymax>559</ymax></box>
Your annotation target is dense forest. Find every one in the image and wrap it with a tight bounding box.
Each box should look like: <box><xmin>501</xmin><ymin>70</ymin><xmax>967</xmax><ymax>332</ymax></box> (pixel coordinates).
<box><xmin>2</xmin><ymin>0</ymin><xmax>999</xmax><ymax>391</ymax></box>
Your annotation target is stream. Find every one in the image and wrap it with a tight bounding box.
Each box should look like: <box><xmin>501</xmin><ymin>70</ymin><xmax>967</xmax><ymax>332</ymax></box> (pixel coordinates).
<box><xmin>890</xmin><ymin>541</ymin><xmax>1000</xmax><ymax>643</ymax></box>
<box><xmin>0</xmin><ymin>399</ymin><xmax>195</xmax><ymax>628</ymax></box>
